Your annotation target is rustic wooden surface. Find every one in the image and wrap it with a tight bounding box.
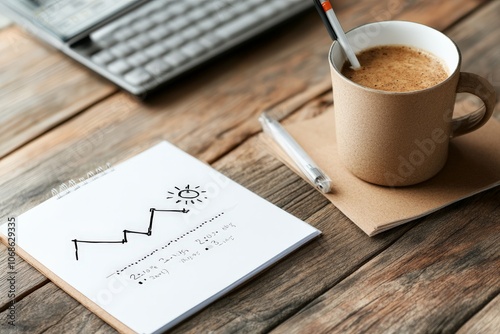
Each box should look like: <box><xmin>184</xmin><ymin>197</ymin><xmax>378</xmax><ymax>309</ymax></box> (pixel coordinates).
<box><xmin>0</xmin><ymin>0</ymin><xmax>498</xmax><ymax>333</ymax></box>
<box><xmin>0</xmin><ymin>27</ymin><xmax>115</xmax><ymax>159</ymax></box>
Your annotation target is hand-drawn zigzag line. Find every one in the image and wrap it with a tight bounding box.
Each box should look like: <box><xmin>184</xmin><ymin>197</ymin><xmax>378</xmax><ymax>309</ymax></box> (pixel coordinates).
<box><xmin>71</xmin><ymin>208</ymin><xmax>189</xmax><ymax>261</ymax></box>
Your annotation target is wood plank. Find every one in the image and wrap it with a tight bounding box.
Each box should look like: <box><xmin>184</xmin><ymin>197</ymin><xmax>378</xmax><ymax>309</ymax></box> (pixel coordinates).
<box><xmin>0</xmin><ymin>0</ymin><xmax>492</xmax><ymax>331</ymax></box>
<box><xmin>332</xmin><ymin>0</ymin><xmax>489</xmax><ymax>31</ymax></box>
<box><xmin>0</xmin><ymin>282</ymin><xmax>116</xmax><ymax>334</ymax></box>
<box><xmin>0</xmin><ymin>243</ymin><xmax>47</xmax><ymax>308</ymax></box>
<box><xmin>446</xmin><ymin>0</ymin><xmax>500</xmax><ymax>120</ymax></box>
<box><xmin>168</xmin><ymin>137</ymin><xmax>414</xmax><ymax>333</ymax></box>
<box><xmin>457</xmin><ymin>294</ymin><xmax>500</xmax><ymax>333</ymax></box>
<box><xmin>271</xmin><ymin>187</ymin><xmax>500</xmax><ymax>333</ymax></box>
<box><xmin>0</xmin><ymin>26</ymin><xmax>116</xmax><ymax>159</ymax></box>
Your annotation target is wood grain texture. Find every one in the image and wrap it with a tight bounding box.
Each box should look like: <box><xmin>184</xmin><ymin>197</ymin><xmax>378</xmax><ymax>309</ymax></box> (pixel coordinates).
<box><xmin>167</xmin><ymin>137</ymin><xmax>414</xmax><ymax>333</ymax></box>
<box><xmin>0</xmin><ymin>282</ymin><xmax>116</xmax><ymax>334</ymax></box>
<box><xmin>1</xmin><ymin>0</ymin><xmax>490</xmax><ymax>219</ymax></box>
<box><xmin>0</xmin><ymin>0</ymin><xmax>496</xmax><ymax>332</ymax></box>
<box><xmin>0</xmin><ymin>243</ymin><xmax>47</xmax><ymax>308</ymax></box>
<box><xmin>0</xmin><ymin>11</ymin><xmax>329</xmax><ymax>217</ymax></box>
<box><xmin>457</xmin><ymin>294</ymin><xmax>500</xmax><ymax>333</ymax></box>
<box><xmin>269</xmin><ymin>3</ymin><xmax>500</xmax><ymax>332</ymax></box>
<box><xmin>331</xmin><ymin>0</ymin><xmax>489</xmax><ymax>31</ymax></box>
<box><xmin>271</xmin><ymin>188</ymin><xmax>500</xmax><ymax>333</ymax></box>
<box><xmin>0</xmin><ymin>0</ymin><xmax>489</xmax><ymax>161</ymax></box>
<box><xmin>0</xmin><ymin>10</ymin><xmax>334</xmax><ymax>326</ymax></box>
<box><xmin>0</xmin><ymin>133</ymin><xmax>413</xmax><ymax>334</ymax></box>
<box><xmin>0</xmin><ymin>26</ymin><xmax>116</xmax><ymax>159</ymax></box>
<box><xmin>446</xmin><ymin>0</ymin><xmax>500</xmax><ymax>121</ymax></box>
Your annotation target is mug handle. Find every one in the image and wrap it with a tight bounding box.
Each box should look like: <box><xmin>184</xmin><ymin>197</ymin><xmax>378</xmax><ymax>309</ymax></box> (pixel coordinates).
<box><xmin>451</xmin><ymin>72</ymin><xmax>497</xmax><ymax>138</ymax></box>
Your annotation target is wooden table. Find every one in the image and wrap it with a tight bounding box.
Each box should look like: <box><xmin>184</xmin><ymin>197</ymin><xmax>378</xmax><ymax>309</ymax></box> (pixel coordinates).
<box><xmin>1</xmin><ymin>1</ymin><xmax>499</xmax><ymax>333</ymax></box>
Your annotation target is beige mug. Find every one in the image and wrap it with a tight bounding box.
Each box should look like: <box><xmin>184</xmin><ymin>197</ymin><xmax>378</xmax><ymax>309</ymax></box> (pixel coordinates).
<box><xmin>329</xmin><ymin>21</ymin><xmax>496</xmax><ymax>186</ymax></box>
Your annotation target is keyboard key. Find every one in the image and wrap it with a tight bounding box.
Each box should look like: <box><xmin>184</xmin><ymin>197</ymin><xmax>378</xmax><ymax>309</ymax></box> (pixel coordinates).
<box><xmin>127</xmin><ymin>52</ymin><xmax>151</xmax><ymax>67</ymax></box>
<box><xmin>148</xmin><ymin>25</ymin><xmax>171</xmax><ymax>41</ymax></box>
<box><xmin>124</xmin><ymin>68</ymin><xmax>153</xmax><ymax>86</ymax></box>
<box><xmin>185</xmin><ymin>7</ymin><xmax>206</xmax><ymax>22</ymax></box>
<box><xmin>131</xmin><ymin>18</ymin><xmax>155</xmax><ymax>33</ymax></box>
<box><xmin>169</xmin><ymin>2</ymin><xmax>192</xmax><ymax>16</ymax></box>
<box><xmin>225</xmin><ymin>3</ymin><xmax>245</xmax><ymax>17</ymax></box>
<box><xmin>150</xmin><ymin>10</ymin><xmax>174</xmax><ymax>24</ymax></box>
<box><xmin>145</xmin><ymin>0</ymin><xmax>169</xmax><ymax>12</ymax></box>
<box><xmin>214</xmin><ymin>14</ymin><xmax>261</xmax><ymax>40</ymax></box>
<box><xmin>107</xmin><ymin>59</ymin><xmax>132</xmax><ymax>75</ymax></box>
<box><xmin>93</xmin><ymin>34</ymin><xmax>116</xmax><ymax>48</ymax></box>
<box><xmin>91</xmin><ymin>50</ymin><xmax>114</xmax><ymax>65</ymax></box>
<box><xmin>109</xmin><ymin>43</ymin><xmax>134</xmax><ymax>58</ymax></box>
<box><xmin>161</xmin><ymin>34</ymin><xmax>186</xmax><ymax>49</ymax></box>
<box><xmin>145</xmin><ymin>59</ymin><xmax>172</xmax><ymax>76</ymax></box>
<box><xmin>181</xmin><ymin>26</ymin><xmax>198</xmax><ymax>41</ymax></box>
<box><xmin>242</xmin><ymin>0</ymin><xmax>260</xmax><ymax>10</ymax></box>
<box><xmin>198</xmin><ymin>33</ymin><xmax>223</xmax><ymax>49</ymax></box>
<box><xmin>271</xmin><ymin>0</ymin><xmax>288</xmax><ymax>12</ymax></box>
<box><xmin>163</xmin><ymin>51</ymin><xmax>189</xmax><ymax>67</ymax></box>
<box><xmin>254</xmin><ymin>4</ymin><xmax>279</xmax><ymax>19</ymax></box>
<box><xmin>215</xmin><ymin>8</ymin><xmax>234</xmax><ymax>23</ymax></box>
<box><xmin>202</xmin><ymin>1</ymin><xmax>225</xmax><ymax>15</ymax></box>
<box><xmin>113</xmin><ymin>27</ymin><xmax>135</xmax><ymax>42</ymax></box>
<box><xmin>133</xmin><ymin>3</ymin><xmax>157</xmax><ymax>17</ymax></box>
<box><xmin>128</xmin><ymin>33</ymin><xmax>154</xmax><ymax>50</ymax></box>
<box><xmin>168</xmin><ymin>16</ymin><xmax>191</xmax><ymax>32</ymax></box>
<box><xmin>231</xmin><ymin>2</ymin><xmax>254</xmax><ymax>14</ymax></box>
<box><xmin>92</xmin><ymin>21</ymin><xmax>122</xmax><ymax>43</ymax></box>
<box><xmin>180</xmin><ymin>41</ymin><xmax>206</xmax><ymax>58</ymax></box>
<box><xmin>144</xmin><ymin>43</ymin><xmax>168</xmax><ymax>58</ymax></box>
<box><xmin>247</xmin><ymin>0</ymin><xmax>267</xmax><ymax>5</ymax></box>
<box><xmin>196</xmin><ymin>17</ymin><xmax>219</xmax><ymax>33</ymax></box>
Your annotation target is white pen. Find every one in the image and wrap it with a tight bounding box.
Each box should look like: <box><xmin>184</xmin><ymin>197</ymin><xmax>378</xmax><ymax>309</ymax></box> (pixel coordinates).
<box><xmin>259</xmin><ymin>112</ymin><xmax>331</xmax><ymax>194</ymax></box>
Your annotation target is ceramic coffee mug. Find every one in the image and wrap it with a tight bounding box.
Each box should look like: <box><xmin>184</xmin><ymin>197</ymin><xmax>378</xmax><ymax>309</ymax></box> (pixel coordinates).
<box><xmin>329</xmin><ymin>21</ymin><xmax>496</xmax><ymax>186</ymax></box>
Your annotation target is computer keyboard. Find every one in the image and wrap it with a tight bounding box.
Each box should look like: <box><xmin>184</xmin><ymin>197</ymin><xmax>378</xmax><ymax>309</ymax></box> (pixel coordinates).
<box><xmin>70</xmin><ymin>0</ymin><xmax>312</xmax><ymax>96</ymax></box>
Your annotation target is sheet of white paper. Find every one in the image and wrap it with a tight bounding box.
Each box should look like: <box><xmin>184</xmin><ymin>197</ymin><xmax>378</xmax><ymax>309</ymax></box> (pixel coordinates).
<box><xmin>1</xmin><ymin>142</ymin><xmax>320</xmax><ymax>333</ymax></box>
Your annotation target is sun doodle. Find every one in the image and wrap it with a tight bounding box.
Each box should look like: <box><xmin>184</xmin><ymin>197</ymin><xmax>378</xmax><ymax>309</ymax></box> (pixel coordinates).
<box><xmin>167</xmin><ymin>184</ymin><xmax>207</xmax><ymax>205</ymax></box>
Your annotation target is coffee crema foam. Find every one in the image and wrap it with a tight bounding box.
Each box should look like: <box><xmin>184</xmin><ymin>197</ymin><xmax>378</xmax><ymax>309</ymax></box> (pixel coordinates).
<box><xmin>341</xmin><ymin>45</ymin><xmax>449</xmax><ymax>92</ymax></box>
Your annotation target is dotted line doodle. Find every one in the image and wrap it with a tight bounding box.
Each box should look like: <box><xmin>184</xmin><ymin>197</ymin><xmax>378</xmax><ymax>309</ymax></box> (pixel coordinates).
<box><xmin>113</xmin><ymin>211</ymin><xmax>225</xmax><ymax>276</ymax></box>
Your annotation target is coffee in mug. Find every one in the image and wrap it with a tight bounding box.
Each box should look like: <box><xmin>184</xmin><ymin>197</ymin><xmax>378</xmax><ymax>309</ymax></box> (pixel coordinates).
<box><xmin>341</xmin><ymin>45</ymin><xmax>448</xmax><ymax>92</ymax></box>
<box><xmin>329</xmin><ymin>21</ymin><xmax>496</xmax><ymax>186</ymax></box>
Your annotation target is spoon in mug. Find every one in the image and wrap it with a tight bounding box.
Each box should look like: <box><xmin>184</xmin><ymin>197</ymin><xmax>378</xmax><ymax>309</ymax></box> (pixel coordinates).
<box><xmin>313</xmin><ymin>0</ymin><xmax>361</xmax><ymax>69</ymax></box>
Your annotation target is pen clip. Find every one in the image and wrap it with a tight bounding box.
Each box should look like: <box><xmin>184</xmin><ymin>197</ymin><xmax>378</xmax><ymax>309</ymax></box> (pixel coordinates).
<box><xmin>313</xmin><ymin>0</ymin><xmax>338</xmax><ymax>40</ymax></box>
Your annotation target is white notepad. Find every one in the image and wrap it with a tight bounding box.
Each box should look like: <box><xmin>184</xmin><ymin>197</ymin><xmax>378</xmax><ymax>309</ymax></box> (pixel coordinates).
<box><xmin>0</xmin><ymin>142</ymin><xmax>320</xmax><ymax>333</ymax></box>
